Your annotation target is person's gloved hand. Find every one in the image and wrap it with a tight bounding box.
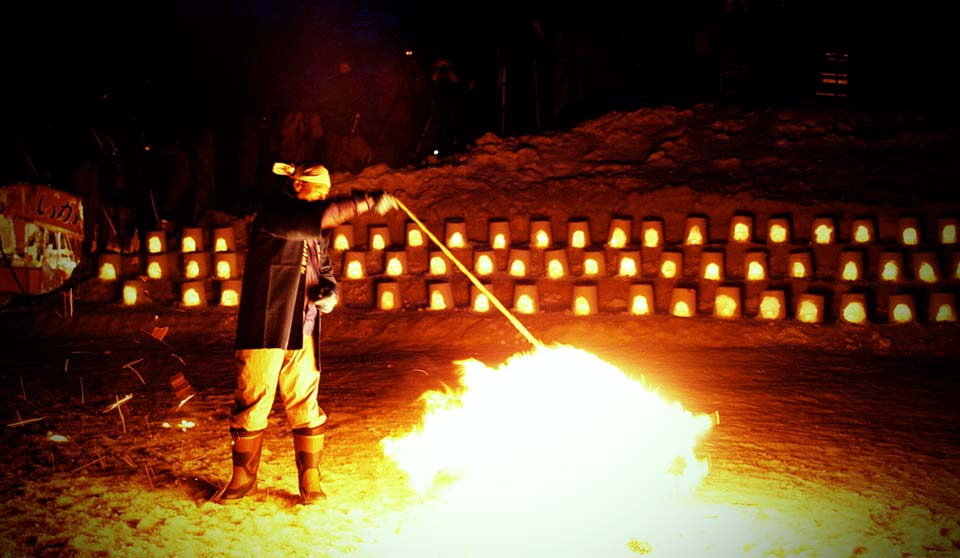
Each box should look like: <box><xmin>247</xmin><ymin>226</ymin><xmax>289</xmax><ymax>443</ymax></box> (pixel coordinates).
<box><xmin>313</xmin><ymin>287</ymin><xmax>339</xmax><ymax>314</ymax></box>
<box><xmin>369</xmin><ymin>191</ymin><xmax>399</xmax><ymax>215</ymax></box>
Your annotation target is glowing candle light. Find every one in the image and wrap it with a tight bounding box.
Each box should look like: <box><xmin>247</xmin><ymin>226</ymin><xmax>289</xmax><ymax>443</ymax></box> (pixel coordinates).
<box><xmin>672</xmin><ymin>301</ymin><xmax>692</xmax><ymax>317</ymax></box>
<box><xmin>686</xmin><ymin>225</ymin><xmax>703</xmax><ymax>246</ymax></box>
<box><xmin>881</xmin><ymin>262</ymin><xmax>899</xmax><ymax>281</ymax></box>
<box><xmin>853</xmin><ymin>223</ymin><xmax>872</xmax><ymax>244</ymax></box>
<box><xmin>214</xmin><ymin>228</ymin><xmax>235</xmax><ymax>252</ymax></box>
<box><xmin>918</xmin><ymin>262</ymin><xmax>937</xmax><ymax>283</ymax></box>
<box><xmin>185</xmin><ymin>260</ymin><xmax>200</xmax><ymax>279</ymax></box>
<box><xmin>660</xmin><ymin>260</ymin><xmax>677</xmax><ymax>278</ymax></box>
<box><xmin>841</xmin><ymin>261</ymin><xmax>859</xmax><ymax>281</ymax></box>
<box><xmin>473</xmin><ymin>293</ymin><xmax>490</xmax><ymax>312</ymax></box>
<box><xmin>371</xmin><ymin>233</ymin><xmax>386</xmax><ymax>250</ymax></box>
<box><xmin>492</xmin><ymin>233</ymin><xmax>507</xmax><ymax>249</ymax></box>
<box><xmin>703</xmin><ymin>262</ymin><xmax>720</xmax><ymax>280</ymax></box>
<box><xmin>346</xmin><ymin>260</ymin><xmax>364</xmax><ymax>279</ymax></box>
<box><xmin>334</xmin><ymin>233</ymin><xmax>350</xmax><ymax>251</ymax></box>
<box><xmin>430</xmin><ymin>256</ymin><xmax>448</xmax><ymax>275</ymax></box>
<box><xmin>892</xmin><ymin>303</ymin><xmax>913</xmax><ymax>323</ymax></box>
<box><xmin>386</xmin><ymin>256</ymin><xmax>404</xmax><ymax>276</ymax></box>
<box><xmin>99</xmin><ymin>262</ymin><xmax>117</xmax><ymax>281</ymax></box>
<box><xmin>901</xmin><ymin>227</ymin><xmax>918</xmax><ymax>246</ymax></box>
<box><xmin>939</xmin><ymin>219</ymin><xmax>957</xmax><ymax>244</ymax></box>
<box><xmin>930</xmin><ymin>293</ymin><xmax>957</xmax><ymax>322</ymax></box>
<box><xmin>583</xmin><ymin>256</ymin><xmax>600</xmax><ymax>275</ymax></box>
<box><xmin>570</xmin><ymin>230</ymin><xmax>586</xmax><ymax>248</ymax></box>
<box><xmin>122</xmin><ymin>283</ymin><xmax>139</xmax><ymax>305</ymax></box>
<box><xmin>732</xmin><ymin>222</ymin><xmax>750</xmax><ymax>243</ymax></box>
<box><xmin>147</xmin><ymin>261</ymin><xmax>163</xmax><ymax>279</ymax></box>
<box><xmin>842</xmin><ymin>300</ymin><xmax>867</xmax><ymax>324</ymax></box>
<box><xmin>643</xmin><ymin>227</ymin><xmax>660</xmax><ymax>248</ymax></box>
<box><xmin>747</xmin><ymin>260</ymin><xmax>766</xmax><ymax>280</ymax></box>
<box><xmin>183</xmin><ymin>287</ymin><xmax>202</xmax><ymax>307</ymax></box>
<box><xmin>509</xmin><ymin>258</ymin><xmax>526</xmax><ymax>277</ymax></box>
<box><xmin>573</xmin><ymin>296</ymin><xmax>592</xmax><ymax>315</ymax></box>
<box><xmin>448</xmin><ymin>231</ymin><xmax>465</xmax><ymax>248</ymax></box>
<box><xmin>759</xmin><ymin>293</ymin><xmax>783</xmax><ymax>319</ymax></box>
<box><xmin>715</xmin><ymin>294</ymin><xmax>738</xmax><ymax>318</ymax></box>
<box><xmin>813</xmin><ymin>223</ymin><xmax>834</xmax><ymax>244</ymax></box>
<box><xmin>516</xmin><ymin>294</ymin><xmax>535</xmax><ymax>314</ymax></box>
<box><xmin>630</xmin><ymin>294</ymin><xmax>650</xmax><ymax>315</ymax></box>
<box><xmin>215</xmin><ymin>237</ymin><xmax>228</xmax><ymax>252</ymax></box>
<box><xmin>534</xmin><ymin>229</ymin><xmax>550</xmax><ymax>248</ymax></box>
<box><xmin>182</xmin><ymin>236</ymin><xmax>197</xmax><ymax>253</ymax></box>
<box><xmin>430</xmin><ymin>289</ymin><xmax>447</xmax><ymax>310</ymax></box>
<box><xmin>380</xmin><ymin>291</ymin><xmax>396</xmax><ymax>310</ymax></box>
<box><xmin>768</xmin><ymin>222</ymin><xmax>789</xmax><ymax>243</ymax></box>
<box><xmin>797</xmin><ymin>300</ymin><xmax>820</xmax><ymax>323</ymax></box>
<box><xmin>618</xmin><ymin>256</ymin><xmax>638</xmax><ymax>277</ymax></box>
<box><xmin>936</xmin><ymin>304</ymin><xmax>956</xmax><ymax>322</ymax></box>
<box><xmin>148</xmin><ymin>235</ymin><xmax>163</xmax><ymax>254</ymax></box>
<box><xmin>547</xmin><ymin>259</ymin><xmax>565</xmax><ymax>278</ymax></box>
<box><xmin>221</xmin><ymin>288</ymin><xmax>239</xmax><ymax>307</ymax></box>
<box><xmin>407</xmin><ymin>228</ymin><xmax>424</xmax><ymax>247</ymax></box>
<box><xmin>608</xmin><ymin>227</ymin><xmax>627</xmax><ymax>248</ymax></box>
<box><xmin>475</xmin><ymin>254</ymin><xmax>494</xmax><ymax>275</ymax></box>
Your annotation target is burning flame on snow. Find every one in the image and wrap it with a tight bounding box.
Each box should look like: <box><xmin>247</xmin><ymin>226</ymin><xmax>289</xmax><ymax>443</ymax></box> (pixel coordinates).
<box><xmin>378</xmin><ymin>345</ymin><xmax>714</xmax><ymax>556</ymax></box>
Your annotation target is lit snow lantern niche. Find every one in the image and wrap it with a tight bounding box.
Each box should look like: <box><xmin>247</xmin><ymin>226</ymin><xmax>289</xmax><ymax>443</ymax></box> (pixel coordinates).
<box><xmin>508</xmin><ymin>248</ymin><xmax>529</xmax><ymax>277</ymax></box>
<box><xmin>659</xmin><ymin>251</ymin><xmax>682</xmax><ymax>279</ymax></box>
<box><xmin>745</xmin><ymin>251</ymin><xmax>767</xmax><ymax>280</ymax></box>
<box><xmin>642</xmin><ymin>219</ymin><xmax>664</xmax><ymax>248</ymax></box>
<box><xmin>213</xmin><ymin>227</ymin><xmax>235</xmax><ymax>252</ymax></box>
<box><xmin>684</xmin><ymin>216</ymin><xmax>707</xmax><ymax>246</ymax></box>
<box><xmin>429</xmin><ymin>251</ymin><xmax>450</xmax><ymax>275</ymax></box>
<box><xmin>700</xmin><ymin>251</ymin><xmax>724</xmax><ymax>281</ymax></box>
<box><xmin>428</xmin><ymin>282</ymin><xmax>453</xmax><ymax>310</ymax></box>
<box><xmin>146</xmin><ymin>254</ymin><xmax>168</xmax><ymax>279</ymax></box>
<box><xmin>851</xmin><ymin>218</ymin><xmax>875</xmax><ymax>245</ymax></box>
<box><xmin>445</xmin><ymin>219</ymin><xmax>468</xmax><ymax>248</ymax></box>
<box><xmin>897</xmin><ymin>216</ymin><xmax>921</xmax><ymax>246</ymax></box>
<box><xmin>344</xmin><ymin>251</ymin><xmax>366</xmax><ymax>279</ymax></box>
<box><xmin>888</xmin><ymin>293</ymin><xmax>916</xmax><ymax>323</ymax></box>
<box><xmin>929</xmin><ymin>292</ymin><xmax>957</xmax><ymax>322</ymax></box>
<box><xmin>767</xmin><ymin>216</ymin><xmax>791</xmax><ymax>244</ymax></box>
<box><xmin>572</xmin><ymin>283</ymin><xmax>598</xmax><ymax>315</ymax></box>
<box><xmin>181</xmin><ymin>281</ymin><xmax>207</xmax><ymax>307</ymax></box>
<box><xmin>567</xmin><ymin>219</ymin><xmax>590</xmax><ymax>249</ymax></box>
<box><xmin>788</xmin><ymin>251</ymin><xmax>813</xmax><ymax>279</ymax></box>
<box><xmin>879</xmin><ymin>251</ymin><xmax>903</xmax><ymax>282</ymax></box>
<box><xmin>670</xmin><ymin>288</ymin><xmax>696</xmax><ymax>318</ymax></box>
<box><xmin>513</xmin><ymin>283</ymin><xmax>539</xmax><ymax>314</ymax></box>
<box><xmin>714</xmin><ymin>286</ymin><xmax>741</xmax><ymax>319</ymax></box>
<box><xmin>617</xmin><ymin>250</ymin><xmax>640</xmax><ymax>277</ymax></box>
<box><xmin>183</xmin><ymin>253</ymin><xmax>209</xmax><ymax>279</ymax></box>
<box><xmin>377</xmin><ymin>282</ymin><xmax>401</xmax><ymax>311</ymax></box>
<box><xmin>122</xmin><ymin>280</ymin><xmax>142</xmax><ymax>306</ymax></box>
<box><xmin>730</xmin><ymin>214</ymin><xmax>753</xmax><ymax>243</ymax></box>
<box><xmin>488</xmin><ymin>220</ymin><xmax>511</xmax><ymax>250</ymax></box>
<box><xmin>470</xmin><ymin>284</ymin><xmax>493</xmax><ymax>312</ymax></box>
<box><xmin>912</xmin><ymin>252</ymin><xmax>940</xmax><ymax>284</ymax></box>
<box><xmin>474</xmin><ymin>250</ymin><xmax>495</xmax><ymax>276</ymax></box>
<box><xmin>839</xmin><ymin>292</ymin><xmax>868</xmax><ymax>324</ymax></box>
<box><xmin>628</xmin><ymin>283</ymin><xmax>654</xmax><ymax>316</ymax></box>
<box><xmin>938</xmin><ymin>217</ymin><xmax>958</xmax><ymax>245</ymax></box>
<box><xmin>582</xmin><ymin>250</ymin><xmax>605</xmax><ymax>276</ymax></box>
<box><xmin>811</xmin><ymin>217</ymin><xmax>835</xmax><ymax>245</ymax></box>
<box><xmin>220</xmin><ymin>279</ymin><xmax>241</xmax><ymax>307</ymax></box>
<box><xmin>405</xmin><ymin>221</ymin><xmax>424</xmax><ymax>248</ymax></box>
<box><xmin>607</xmin><ymin>217</ymin><xmax>631</xmax><ymax>248</ymax></box>
<box><xmin>384</xmin><ymin>251</ymin><xmax>406</xmax><ymax>276</ymax></box>
<box><xmin>758</xmin><ymin>290</ymin><xmax>786</xmax><ymax>320</ymax></box>
<box><xmin>146</xmin><ymin>231</ymin><xmax>167</xmax><ymax>254</ymax></box>
<box><xmin>181</xmin><ymin>227</ymin><xmax>203</xmax><ymax>253</ymax></box>
<box><xmin>369</xmin><ymin>225</ymin><xmax>391</xmax><ymax>251</ymax></box>
<box><xmin>953</xmin><ymin>252</ymin><xmax>960</xmax><ymax>279</ymax></box>
<box><xmin>98</xmin><ymin>253</ymin><xmax>122</xmax><ymax>281</ymax></box>
<box><xmin>530</xmin><ymin>219</ymin><xmax>551</xmax><ymax>249</ymax></box>
<box><xmin>796</xmin><ymin>293</ymin><xmax>825</xmax><ymax>324</ymax></box>
<box><xmin>545</xmin><ymin>249</ymin><xmax>568</xmax><ymax>279</ymax></box>
<box><xmin>839</xmin><ymin>250</ymin><xmax>863</xmax><ymax>281</ymax></box>
<box><xmin>333</xmin><ymin>225</ymin><xmax>354</xmax><ymax>251</ymax></box>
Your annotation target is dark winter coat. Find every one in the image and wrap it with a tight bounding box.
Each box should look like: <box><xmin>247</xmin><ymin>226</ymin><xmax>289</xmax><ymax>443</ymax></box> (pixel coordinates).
<box><xmin>234</xmin><ymin>189</ymin><xmax>361</xmax><ymax>359</ymax></box>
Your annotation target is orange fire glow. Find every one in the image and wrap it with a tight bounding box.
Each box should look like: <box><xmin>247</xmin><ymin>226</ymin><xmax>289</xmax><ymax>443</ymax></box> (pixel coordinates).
<box><xmin>608</xmin><ymin>227</ymin><xmax>627</xmax><ymax>248</ymax></box>
<box><xmin>379</xmin><ymin>345</ymin><xmax>713</xmax><ymax>556</ymax></box>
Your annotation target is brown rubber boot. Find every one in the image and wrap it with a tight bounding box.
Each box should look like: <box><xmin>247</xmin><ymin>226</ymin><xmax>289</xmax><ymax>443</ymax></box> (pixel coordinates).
<box><xmin>292</xmin><ymin>427</ymin><xmax>327</xmax><ymax>504</ymax></box>
<box><xmin>216</xmin><ymin>429</ymin><xmax>264</xmax><ymax>503</ymax></box>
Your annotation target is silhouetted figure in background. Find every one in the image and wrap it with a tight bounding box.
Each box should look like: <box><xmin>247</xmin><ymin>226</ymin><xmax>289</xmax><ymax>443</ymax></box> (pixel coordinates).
<box><xmin>420</xmin><ymin>58</ymin><xmax>468</xmax><ymax>164</ymax></box>
<box><xmin>317</xmin><ymin>58</ymin><xmax>375</xmax><ymax>174</ymax></box>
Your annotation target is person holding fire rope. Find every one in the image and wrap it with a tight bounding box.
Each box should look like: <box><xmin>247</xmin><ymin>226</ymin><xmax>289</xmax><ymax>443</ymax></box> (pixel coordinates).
<box><xmin>215</xmin><ymin>162</ymin><xmax>398</xmax><ymax>505</ymax></box>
